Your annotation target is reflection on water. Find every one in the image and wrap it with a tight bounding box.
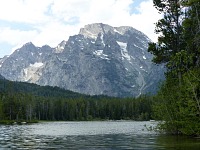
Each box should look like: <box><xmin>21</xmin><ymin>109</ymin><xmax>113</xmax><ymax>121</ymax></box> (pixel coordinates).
<box><xmin>0</xmin><ymin>121</ymin><xmax>200</xmax><ymax>149</ymax></box>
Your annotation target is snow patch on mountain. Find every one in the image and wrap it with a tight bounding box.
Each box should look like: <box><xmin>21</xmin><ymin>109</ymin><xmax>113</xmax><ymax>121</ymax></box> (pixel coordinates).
<box><xmin>54</xmin><ymin>41</ymin><xmax>66</xmax><ymax>53</ymax></box>
<box><xmin>117</xmin><ymin>41</ymin><xmax>131</xmax><ymax>62</ymax></box>
<box><xmin>114</xmin><ymin>28</ymin><xmax>122</xmax><ymax>35</ymax></box>
<box><xmin>93</xmin><ymin>50</ymin><xmax>110</xmax><ymax>60</ymax></box>
<box><xmin>133</xmin><ymin>44</ymin><xmax>144</xmax><ymax>50</ymax></box>
<box><xmin>100</xmin><ymin>34</ymin><xmax>105</xmax><ymax>46</ymax></box>
<box><xmin>23</xmin><ymin>62</ymin><xmax>44</xmax><ymax>82</ymax></box>
<box><xmin>143</xmin><ymin>56</ymin><xmax>146</xmax><ymax>59</ymax></box>
<box><xmin>30</xmin><ymin>62</ymin><xmax>44</xmax><ymax>68</ymax></box>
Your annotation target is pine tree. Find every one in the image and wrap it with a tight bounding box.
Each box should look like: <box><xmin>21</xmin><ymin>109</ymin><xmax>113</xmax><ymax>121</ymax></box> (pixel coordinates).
<box><xmin>148</xmin><ymin>0</ymin><xmax>185</xmax><ymax>70</ymax></box>
<box><xmin>150</xmin><ymin>0</ymin><xmax>200</xmax><ymax>136</ymax></box>
<box><xmin>183</xmin><ymin>0</ymin><xmax>200</xmax><ymax>67</ymax></box>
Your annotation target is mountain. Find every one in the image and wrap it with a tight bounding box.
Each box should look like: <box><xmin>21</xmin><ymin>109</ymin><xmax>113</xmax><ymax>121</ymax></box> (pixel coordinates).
<box><xmin>0</xmin><ymin>23</ymin><xmax>164</xmax><ymax>97</ymax></box>
<box><xmin>0</xmin><ymin>74</ymin><xmax>4</xmax><ymax>79</ymax></box>
<box><xmin>0</xmin><ymin>43</ymin><xmax>53</xmax><ymax>82</ymax></box>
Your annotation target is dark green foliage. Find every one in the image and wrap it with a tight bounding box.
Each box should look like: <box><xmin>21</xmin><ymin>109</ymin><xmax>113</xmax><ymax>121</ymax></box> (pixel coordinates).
<box><xmin>148</xmin><ymin>0</ymin><xmax>185</xmax><ymax>66</ymax></box>
<box><xmin>0</xmin><ymin>78</ymin><xmax>153</xmax><ymax>122</ymax></box>
<box><xmin>153</xmin><ymin>68</ymin><xmax>200</xmax><ymax>136</ymax></box>
<box><xmin>182</xmin><ymin>0</ymin><xmax>200</xmax><ymax>67</ymax></box>
<box><xmin>0</xmin><ymin>79</ymin><xmax>84</xmax><ymax>99</ymax></box>
<box><xmin>150</xmin><ymin>0</ymin><xmax>200</xmax><ymax>136</ymax></box>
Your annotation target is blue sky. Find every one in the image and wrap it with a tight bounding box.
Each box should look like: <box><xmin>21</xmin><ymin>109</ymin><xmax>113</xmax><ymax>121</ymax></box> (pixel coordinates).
<box><xmin>0</xmin><ymin>0</ymin><xmax>160</xmax><ymax>58</ymax></box>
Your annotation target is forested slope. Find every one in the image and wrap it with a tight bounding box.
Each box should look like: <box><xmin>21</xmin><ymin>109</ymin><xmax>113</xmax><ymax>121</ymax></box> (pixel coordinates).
<box><xmin>0</xmin><ymin>78</ymin><xmax>152</xmax><ymax>122</ymax></box>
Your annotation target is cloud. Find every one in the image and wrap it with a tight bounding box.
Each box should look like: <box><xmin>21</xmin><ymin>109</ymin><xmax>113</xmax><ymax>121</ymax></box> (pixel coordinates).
<box><xmin>0</xmin><ymin>27</ymin><xmax>38</xmax><ymax>45</ymax></box>
<box><xmin>78</xmin><ymin>0</ymin><xmax>132</xmax><ymax>26</ymax></box>
<box><xmin>0</xmin><ymin>0</ymin><xmax>53</xmax><ymax>24</ymax></box>
<box><xmin>129</xmin><ymin>0</ymin><xmax>161</xmax><ymax>42</ymax></box>
<box><xmin>0</xmin><ymin>0</ymin><xmax>161</xmax><ymax>57</ymax></box>
<box><xmin>32</xmin><ymin>22</ymin><xmax>80</xmax><ymax>47</ymax></box>
<box><xmin>0</xmin><ymin>27</ymin><xmax>39</xmax><ymax>55</ymax></box>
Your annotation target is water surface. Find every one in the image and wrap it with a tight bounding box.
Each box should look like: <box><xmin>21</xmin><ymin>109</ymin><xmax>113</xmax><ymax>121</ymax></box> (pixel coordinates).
<box><xmin>0</xmin><ymin>121</ymin><xmax>200</xmax><ymax>149</ymax></box>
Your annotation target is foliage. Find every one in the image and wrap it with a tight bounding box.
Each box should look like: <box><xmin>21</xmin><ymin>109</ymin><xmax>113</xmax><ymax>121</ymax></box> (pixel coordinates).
<box><xmin>150</xmin><ymin>0</ymin><xmax>200</xmax><ymax>136</ymax></box>
<box><xmin>154</xmin><ymin>68</ymin><xmax>200</xmax><ymax>136</ymax></box>
<box><xmin>148</xmin><ymin>0</ymin><xmax>185</xmax><ymax>65</ymax></box>
<box><xmin>0</xmin><ymin>78</ymin><xmax>153</xmax><ymax>122</ymax></box>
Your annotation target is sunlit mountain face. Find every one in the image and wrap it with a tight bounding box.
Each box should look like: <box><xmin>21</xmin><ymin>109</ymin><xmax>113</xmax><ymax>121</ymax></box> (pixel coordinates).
<box><xmin>0</xmin><ymin>23</ymin><xmax>164</xmax><ymax>97</ymax></box>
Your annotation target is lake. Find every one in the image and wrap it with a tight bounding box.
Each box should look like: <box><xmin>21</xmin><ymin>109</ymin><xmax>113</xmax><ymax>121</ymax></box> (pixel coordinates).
<box><xmin>0</xmin><ymin>121</ymin><xmax>200</xmax><ymax>149</ymax></box>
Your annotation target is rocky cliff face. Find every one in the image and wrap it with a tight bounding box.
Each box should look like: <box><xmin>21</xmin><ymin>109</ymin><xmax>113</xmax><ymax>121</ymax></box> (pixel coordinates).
<box><xmin>0</xmin><ymin>42</ymin><xmax>53</xmax><ymax>82</ymax></box>
<box><xmin>0</xmin><ymin>23</ymin><xmax>164</xmax><ymax>97</ymax></box>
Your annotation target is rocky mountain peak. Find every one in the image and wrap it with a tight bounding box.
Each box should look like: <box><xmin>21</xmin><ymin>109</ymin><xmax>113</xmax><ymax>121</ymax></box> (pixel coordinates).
<box><xmin>22</xmin><ymin>42</ymin><xmax>35</xmax><ymax>48</ymax></box>
<box><xmin>0</xmin><ymin>23</ymin><xmax>164</xmax><ymax>97</ymax></box>
<box><xmin>79</xmin><ymin>23</ymin><xmax>111</xmax><ymax>39</ymax></box>
<box><xmin>114</xmin><ymin>26</ymin><xmax>143</xmax><ymax>37</ymax></box>
<box><xmin>54</xmin><ymin>40</ymin><xmax>67</xmax><ymax>53</ymax></box>
<box><xmin>79</xmin><ymin>23</ymin><xmax>136</xmax><ymax>39</ymax></box>
<box><xmin>79</xmin><ymin>23</ymin><xmax>149</xmax><ymax>41</ymax></box>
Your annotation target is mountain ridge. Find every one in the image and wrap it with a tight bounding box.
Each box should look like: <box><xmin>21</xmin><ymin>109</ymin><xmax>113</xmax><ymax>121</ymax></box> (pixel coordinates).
<box><xmin>0</xmin><ymin>23</ymin><xmax>164</xmax><ymax>97</ymax></box>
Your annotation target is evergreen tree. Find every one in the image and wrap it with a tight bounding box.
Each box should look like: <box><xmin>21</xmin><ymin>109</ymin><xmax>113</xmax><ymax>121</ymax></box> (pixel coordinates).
<box><xmin>148</xmin><ymin>0</ymin><xmax>185</xmax><ymax>65</ymax></box>
<box><xmin>183</xmin><ymin>0</ymin><xmax>200</xmax><ymax>67</ymax></box>
<box><xmin>150</xmin><ymin>0</ymin><xmax>200</xmax><ymax>136</ymax></box>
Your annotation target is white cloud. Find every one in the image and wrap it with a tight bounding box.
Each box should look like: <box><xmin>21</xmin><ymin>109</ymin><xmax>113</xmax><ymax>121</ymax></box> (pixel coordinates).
<box><xmin>32</xmin><ymin>22</ymin><xmax>80</xmax><ymax>47</ymax></box>
<box><xmin>129</xmin><ymin>0</ymin><xmax>161</xmax><ymax>42</ymax></box>
<box><xmin>0</xmin><ymin>0</ymin><xmax>161</xmax><ymax>57</ymax></box>
<box><xmin>0</xmin><ymin>0</ymin><xmax>53</xmax><ymax>24</ymax></box>
<box><xmin>51</xmin><ymin>0</ymin><xmax>91</xmax><ymax>22</ymax></box>
<box><xmin>0</xmin><ymin>27</ymin><xmax>38</xmax><ymax>45</ymax></box>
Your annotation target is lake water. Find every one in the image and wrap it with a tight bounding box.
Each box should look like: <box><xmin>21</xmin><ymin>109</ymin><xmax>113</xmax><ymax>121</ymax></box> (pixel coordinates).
<box><xmin>0</xmin><ymin>121</ymin><xmax>200</xmax><ymax>149</ymax></box>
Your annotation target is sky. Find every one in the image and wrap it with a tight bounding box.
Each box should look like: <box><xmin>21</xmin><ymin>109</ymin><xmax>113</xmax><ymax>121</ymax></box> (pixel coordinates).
<box><xmin>0</xmin><ymin>0</ymin><xmax>161</xmax><ymax>58</ymax></box>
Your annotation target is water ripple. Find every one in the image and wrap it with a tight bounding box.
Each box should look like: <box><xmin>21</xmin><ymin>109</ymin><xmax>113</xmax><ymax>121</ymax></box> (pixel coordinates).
<box><xmin>0</xmin><ymin>121</ymin><xmax>199</xmax><ymax>149</ymax></box>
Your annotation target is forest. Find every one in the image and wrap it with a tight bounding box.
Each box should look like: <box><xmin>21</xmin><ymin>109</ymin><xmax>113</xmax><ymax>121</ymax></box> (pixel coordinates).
<box><xmin>0</xmin><ymin>78</ymin><xmax>152</xmax><ymax>123</ymax></box>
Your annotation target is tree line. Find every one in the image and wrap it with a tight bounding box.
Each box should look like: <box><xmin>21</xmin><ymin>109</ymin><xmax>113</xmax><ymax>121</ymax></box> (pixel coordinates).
<box><xmin>0</xmin><ymin>79</ymin><xmax>153</xmax><ymax>123</ymax></box>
